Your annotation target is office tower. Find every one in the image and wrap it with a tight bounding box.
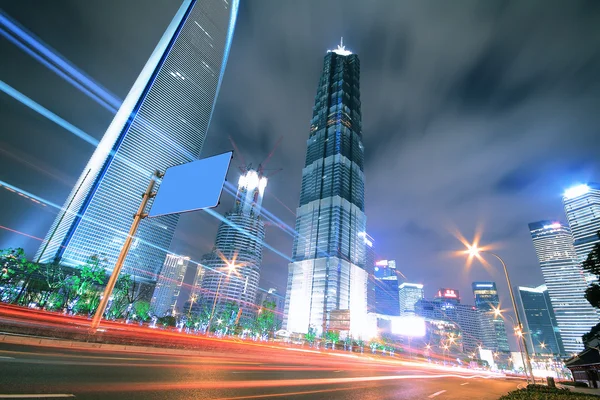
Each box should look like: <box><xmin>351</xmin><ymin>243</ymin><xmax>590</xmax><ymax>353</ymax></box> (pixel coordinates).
<box><xmin>434</xmin><ymin>288</ymin><xmax>461</xmax><ymax>305</ymax></box>
<box><xmin>528</xmin><ymin>221</ymin><xmax>598</xmax><ymax>353</ymax></box>
<box><xmin>365</xmin><ymin>239</ymin><xmax>376</xmax><ymax>313</ymax></box>
<box><xmin>283</xmin><ymin>40</ymin><xmax>368</xmax><ymax>338</ymax></box>
<box><xmin>373</xmin><ymin>260</ymin><xmax>399</xmax><ymax>315</ymax></box>
<box><xmin>399</xmin><ymin>283</ymin><xmax>424</xmax><ymax>316</ymax></box>
<box><xmin>35</xmin><ymin>0</ymin><xmax>240</xmax><ymax>284</ymax></box>
<box><xmin>150</xmin><ymin>254</ymin><xmax>190</xmax><ymax>316</ymax></box>
<box><xmin>414</xmin><ymin>298</ymin><xmax>484</xmax><ymax>353</ymax></box>
<box><xmin>472</xmin><ymin>282</ymin><xmax>510</xmax><ymax>353</ymax></box>
<box><xmin>197</xmin><ymin>169</ymin><xmax>267</xmax><ymax>318</ymax></box>
<box><xmin>563</xmin><ymin>183</ymin><xmax>600</xmax><ymax>267</ymax></box>
<box><xmin>256</xmin><ymin>288</ymin><xmax>285</xmax><ymax>326</ymax></box>
<box><xmin>517</xmin><ymin>285</ymin><xmax>565</xmax><ymax>356</ymax></box>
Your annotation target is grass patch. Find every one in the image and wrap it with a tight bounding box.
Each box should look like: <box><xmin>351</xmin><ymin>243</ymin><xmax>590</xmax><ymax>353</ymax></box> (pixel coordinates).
<box><xmin>499</xmin><ymin>384</ymin><xmax>598</xmax><ymax>399</ymax></box>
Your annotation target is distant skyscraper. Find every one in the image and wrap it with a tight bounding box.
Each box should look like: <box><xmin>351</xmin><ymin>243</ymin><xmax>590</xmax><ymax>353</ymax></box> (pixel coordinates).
<box><xmin>563</xmin><ymin>183</ymin><xmax>600</xmax><ymax>268</ymax></box>
<box><xmin>284</xmin><ymin>40</ymin><xmax>368</xmax><ymax>338</ymax></box>
<box><xmin>35</xmin><ymin>0</ymin><xmax>240</xmax><ymax>284</ymax></box>
<box><xmin>528</xmin><ymin>220</ymin><xmax>598</xmax><ymax>353</ymax></box>
<box><xmin>150</xmin><ymin>254</ymin><xmax>190</xmax><ymax>316</ymax></box>
<box><xmin>517</xmin><ymin>285</ymin><xmax>565</xmax><ymax>356</ymax></box>
<box><xmin>435</xmin><ymin>288</ymin><xmax>461</xmax><ymax>305</ymax></box>
<box><xmin>374</xmin><ymin>260</ymin><xmax>399</xmax><ymax>316</ymax></box>
<box><xmin>415</xmin><ymin>298</ymin><xmax>484</xmax><ymax>353</ymax></box>
<box><xmin>197</xmin><ymin>169</ymin><xmax>267</xmax><ymax>318</ymax></box>
<box><xmin>399</xmin><ymin>283</ymin><xmax>424</xmax><ymax>316</ymax></box>
<box><xmin>365</xmin><ymin>239</ymin><xmax>376</xmax><ymax>313</ymax></box>
<box><xmin>472</xmin><ymin>282</ymin><xmax>510</xmax><ymax>353</ymax></box>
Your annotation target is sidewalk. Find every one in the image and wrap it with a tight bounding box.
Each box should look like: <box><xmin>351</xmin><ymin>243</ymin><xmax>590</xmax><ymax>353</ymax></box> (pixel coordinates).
<box><xmin>558</xmin><ymin>383</ymin><xmax>600</xmax><ymax>397</ymax></box>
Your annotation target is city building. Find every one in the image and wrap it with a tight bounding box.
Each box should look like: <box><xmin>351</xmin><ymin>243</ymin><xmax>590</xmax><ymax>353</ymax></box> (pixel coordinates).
<box><xmin>374</xmin><ymin>260</ymin><xmax>400</xmax><ymax>315</ymax></box>
<box><xmin>196</xmin><ymin>169</ymin><xmax>267</xmax><ymax>319</ymax></box>
<box><xmin>150</xmin><ymin>254</ymin><xmax>190</xmax><ymax>317</ymax></box>
<box><xmin>283</xmin><ymin>40</ymin><xmax>369</xmax><ymax>338</ymax></box>
<box><xmin>528</xmin><ymin>220</ymin><xmax>598</xmax><ymax>353</ymax></box>
<box><xmin>256</xmin><ymin>288</ymin><xmax>285</xmax><ymax>327</ymax></box>
<box><xmin>434</xmin><ymin>288</ymin><xmax>461</xmax><ymax>305</ymax></box>
<box><xmin>399</xmin><ymin>283</ymin><xmax>424</xmax><ymax>316</ymax></box>
<box><xmin>35</xmin><ymin>0</ymin><xmax>240</xmax><ymax>286</ymax></box>
<box><xmin>472</xmin><ymin>282</ymin><xmax>510</xmax><ymax>353</ymax></box>
<box><xmin>563</xmin><ymin>183</ymin><xmax>600</xmax><ymax>268</ymax></box>
<box><xmin>415</xmin><ymin>298</ymin><xmax>486</xmax><ymax>353</ymax></box>
<box><xmin>516</xmin><ymin>285</ymin><xmax>565</xmax><ymax>356</ymax></box>
<box><xmin>365</xmin><ymin>239</ymin><xmax>376</xmax><ymax>313</ymax></box>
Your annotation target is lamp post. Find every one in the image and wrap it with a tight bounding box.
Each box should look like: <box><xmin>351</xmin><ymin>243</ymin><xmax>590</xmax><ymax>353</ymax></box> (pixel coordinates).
<box><xmin>465</xmin><ymin>246</ymin><xmax>534</xmax><ymax>384</ymax></box>
<box><xmin>206</xmin><ymin>261</ymin><xmax>237</xmax><ymax>334</ymax></box>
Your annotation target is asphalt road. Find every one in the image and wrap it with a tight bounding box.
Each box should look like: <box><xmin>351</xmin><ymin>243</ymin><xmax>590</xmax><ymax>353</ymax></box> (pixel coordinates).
<box><xmin>0</xmin><ymin>342</ymin><xmax>521</xmax><ymax>400</ymax></box>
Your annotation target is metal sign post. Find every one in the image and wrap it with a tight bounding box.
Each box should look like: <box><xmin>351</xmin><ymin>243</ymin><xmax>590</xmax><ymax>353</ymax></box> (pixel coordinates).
<box><xmin>90</xmin><ymin>170</ymin><xmax>162</xmax><ymax>332</ymax></box>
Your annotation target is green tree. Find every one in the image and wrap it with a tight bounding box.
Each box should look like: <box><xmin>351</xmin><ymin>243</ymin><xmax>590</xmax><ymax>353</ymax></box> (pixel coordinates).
<box><xmin>324</xmin><ymin>330</ymin><xmax>340</xmax><ymax>349</ymax></box>
<box><xmin>0</xmin><ymin>248</ymin><xmax>40</xmax><ymax>304</ymax></box>
<box><xmin>133</xmin><ymin>300</ymin><xmax>151</xmax><ymax>322</ymax></box>
<box><xmin>581</xmin><ymin>235</ymin><xmax>600</xmax><ymax>344</ymax></box>
<box><xmin>304</xmin><ymin>326</ymin><xmax>317</xmax><ymax>344</ymax></box>
<box><xmin>254</xmin><ymin>300</ymin><xmax>277</xmax><ymax>337</ymax></box>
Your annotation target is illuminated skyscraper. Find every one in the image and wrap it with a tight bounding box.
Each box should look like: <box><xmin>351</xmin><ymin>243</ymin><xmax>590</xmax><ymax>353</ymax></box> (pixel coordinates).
<box><xmin>374</xmin><ymin>260</ymin><xmax>399</xmax><ymax>315</ymax></box>
<box><xmin>35</xmin><ymin>0</ymin><xmax>240</xmax><ymax>284</ymax></box>
<box><xmin>197</xmin><ymin>169</ymin><xmax>267</xmax><ymax>318</ymax></box>
<box><xmin>516</xmin><ymin>285</ymin><xmax>565</xmax><ymax>356</ymax></box>
<box><xmin>563</xmin><ymin>183</ymin><xmax>600</xmax><ymax>268</ymax></box>
<box><xmin>150</xmin><ymin>254</ymin><xmax>190</xmax><ymax>317</ymax></box>
<box><xmin>528</xmin><ymin>221</ymin><xmax>598</xmax><ymax>353</ymax></box>
<box><xmin>472</xmin><ymin>282</ymin><xmax>510</xmax><ymax>353</ymax></box>
<box><xmin>398</xmin><ymin>282</ymin><xmax>424</xmax><ymax>316</ymax></box>
<box><xmin>283</xmin><ymin>40</ymin><xmax>368</xmax><ymax>337</ymax></box>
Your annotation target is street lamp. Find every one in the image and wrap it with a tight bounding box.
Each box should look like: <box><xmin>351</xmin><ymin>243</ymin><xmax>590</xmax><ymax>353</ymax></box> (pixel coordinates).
<box><xmin>464</xmin><ymin>245</ymin><xmax>534</xmax><ymax>384</ymax></box>
<box><xmin>206</xmin><ymin>261</ymin><xmax>238</xmax><ymax>334</ymax></box>
<box><xmin>442</xmin><ymin>344</ymin><xmax>449</xmax><ymax>366</ymax></box>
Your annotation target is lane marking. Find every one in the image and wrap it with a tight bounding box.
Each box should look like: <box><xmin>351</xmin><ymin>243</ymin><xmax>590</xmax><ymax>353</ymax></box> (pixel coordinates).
<box><xmin>0</xmin><ymin>395</ymin><xmax>75</xmax><ymax>399</ymax></box>
<box><xmin>0</xmin><ymin>356</ymin><xmax>15</xmax><ymax>359</ymax></box>
<box><xmin>460</xmin><ymin>382</ymin><xmax>469</xmax><ymax>386</ymax></box>
<box><xmin>428</xmin><ymin>390</ymin><xmax>447</xmax><ymax>398</ymax></box>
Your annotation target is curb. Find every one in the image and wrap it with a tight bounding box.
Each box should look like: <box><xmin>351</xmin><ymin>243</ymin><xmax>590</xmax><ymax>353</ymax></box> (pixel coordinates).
<box><xmin>0</xmin><ymin>333</ymin><xmax>213</xmax><ymax>356</ymax></box>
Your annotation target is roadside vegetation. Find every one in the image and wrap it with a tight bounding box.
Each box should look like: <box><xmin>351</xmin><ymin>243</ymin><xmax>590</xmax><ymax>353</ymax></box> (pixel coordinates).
<box><xmin>500</xmin><ymin>385</ymin><xmax>597</xmax><ymax>399</ymax></box>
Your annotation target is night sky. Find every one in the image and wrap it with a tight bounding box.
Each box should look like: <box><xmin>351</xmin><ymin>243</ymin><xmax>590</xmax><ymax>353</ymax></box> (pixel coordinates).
<box><xmin>1</xmin><ymin>0</ymin><xmax>600</xmax><ymax>336</ymax></box>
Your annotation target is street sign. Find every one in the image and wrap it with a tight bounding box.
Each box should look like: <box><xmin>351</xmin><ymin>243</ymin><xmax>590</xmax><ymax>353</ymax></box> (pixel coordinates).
<box><xmin>148</xmin><ymin>151</ymin><xmax>232</xmax><ymax>218</ymax></box>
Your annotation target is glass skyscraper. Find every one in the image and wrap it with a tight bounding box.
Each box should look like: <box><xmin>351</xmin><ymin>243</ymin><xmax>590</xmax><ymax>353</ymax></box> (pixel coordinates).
<box><xmin>398</xmin><ymin>282</ymin><xmax>424</xmax><ymax>316</ymax></box>
<box><xmin>284</xmin><ymin>40</ymin><xmax>368</xmax><ymax>338</ymax></box>
<box><xmin>563</xmin><ymin>183</ymin><xmax>600</xmax><ymax>268</ymax></box>
<box><xmin>516</xmin><ymin>285</ymin><xmax>565</xmax><ymax>356</ymax></box>
<box><xmin>150</xmin><ymin>254</ymin><xmax>190</xmax><ymax>317</ymax></box>
<box><xmin>528</xmin><ymin>220</ymin><xmax>598</xmax><ymax>353</ymax></box>
<box><xmin>35</xmin><ymin>0</ymin><xmax>240</xmax><ymax>284</ymax></box>
<box><xmin>472</xmin><ymin>282</ymin><xmax>510</xmax><ymax>353</ymax></box>
<box><xmin>196</xmin><ymin>169</ymin><xmax>267</xmax><ymax>319</ymax></box>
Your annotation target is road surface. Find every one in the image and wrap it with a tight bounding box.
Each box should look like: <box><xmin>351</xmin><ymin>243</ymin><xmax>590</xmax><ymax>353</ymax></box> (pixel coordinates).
<box><xmin>0</xmin><ymin>341</ymin><xmax>520</xmax><ymax>399</ymax></box>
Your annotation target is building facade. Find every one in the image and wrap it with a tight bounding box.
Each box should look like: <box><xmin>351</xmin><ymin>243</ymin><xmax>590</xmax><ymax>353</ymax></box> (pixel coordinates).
<box><xmin>196</xmin><ymin>169</ymin><xmax>267</xmax><ymax>319</ymax></box>
<box><xmin>283</xmin><ymin>40</ymin><xmax>368</xmax><ymax>338</ymax></box>
<box><xmin>35</xmin><ymin>0</ymin><xmax>240</xmax><ymax>284</ymax></box>
<box><xmin>528</xmin><ymin>220</ymin><xmax>598</xmax><ymax>353</ymax></box>
<box><xmin>374</xmin><ymin>260</ymin><xmax>399</xmax><ymax>315</ymax></box>
<box><xmin>150</xmin><ymin>254</ymin><xmax>190</xmax><ymax>316</ymax></box>
<box><xmin>563</xmin><ymin>183</ymin><xmax>600</xmax><ymax>268</ymax></box>
<box><xmin>415</xmin><ymin>298</ymin><xmax>484</xmax><ymax>353</ymax></box>
<box><xmin>472</xmin><ymin>281</ymin><xmax>510</xmax><ymax>353</ymax></box>
<box><xmin>399</xmin><ymin>282</ymin><xmax>424</xmax><ymax>316</ymax></box>
<box><xmin>516</xmin><ymin>285</ymin><xmax>565</xmax><ymax>356</ymax></box>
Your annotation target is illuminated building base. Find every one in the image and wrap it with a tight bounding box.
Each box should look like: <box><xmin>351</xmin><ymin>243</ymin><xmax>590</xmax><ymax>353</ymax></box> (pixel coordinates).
<box><xmin>284</xmin><ymin>257</ymin><xmax>368</xmax><ymax>339</ymax></box>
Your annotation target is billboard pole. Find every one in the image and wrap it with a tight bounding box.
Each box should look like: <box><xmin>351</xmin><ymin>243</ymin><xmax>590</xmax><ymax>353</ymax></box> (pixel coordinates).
<box><xmin>90</xmin><ymin>170</ymin><xmax>162</xmax><ymax>332</ymax></box>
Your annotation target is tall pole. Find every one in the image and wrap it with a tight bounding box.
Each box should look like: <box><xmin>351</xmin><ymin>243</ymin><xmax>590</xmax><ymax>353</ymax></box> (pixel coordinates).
<box><xmin>485</xmin><ymin>251</ymin><xmax>534</xmax><ymax>384</ymax></box>
<box><xmin>206</xmin><ymin>273</ymin><xmax>224</xmax><ymax>334</ymax></box>
<box><xmin>90</xmin><ymin>171</ymin><xmax>160</xmax><ymax>332</ymax></box>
